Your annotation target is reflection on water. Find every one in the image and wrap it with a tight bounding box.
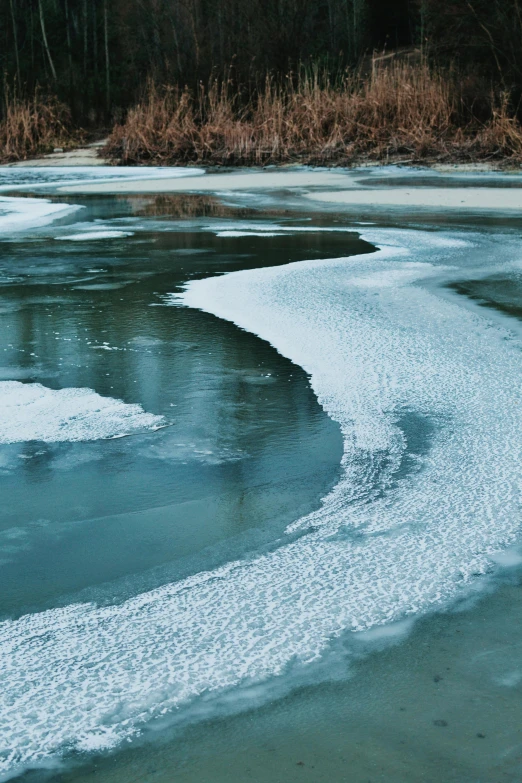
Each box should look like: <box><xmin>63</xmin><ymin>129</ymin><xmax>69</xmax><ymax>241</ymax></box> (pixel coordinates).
<box><xmin>125</xmin><ymin>193</ymin><xmax>256</xmax><ymax>219</ymax></box>
<box><xmin>0</xmin><ymin>203</ymin><xmax>375</xmax><ymax>619</ymax></box>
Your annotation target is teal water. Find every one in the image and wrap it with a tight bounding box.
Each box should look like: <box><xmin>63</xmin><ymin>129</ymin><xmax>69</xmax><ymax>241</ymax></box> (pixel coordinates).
<box><xmin>1</xmin><ymin>195</ymin><xmax>377</xmax><ymax>620</ymax></box>
<box><xmin>3</xmin><ymin>169</ymin><xmax>522</xmax><ymax>783</ymax></box>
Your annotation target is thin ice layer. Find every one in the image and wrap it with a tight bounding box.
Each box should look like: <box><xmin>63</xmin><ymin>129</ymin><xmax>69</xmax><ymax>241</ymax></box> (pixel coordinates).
<box><xmin>0</xmin><ymin>196</ymin><xmax>81</xmax><ymax>233</ymax></box>
<box><xmin>57</xmin><ymin>230</ymin><xmax>134</xmax><ymax>241</ymax></box>
<box><xmin>0</xmin><ymin>166</ymin><xmax>205</xmax><ymax>192</ymax></box>
<box><xmin>0</xmin><ymin>382</ymin><xmax>164</xmax><ymax>443</ymax></box>
<box><xmin>2</xmin><ymin>229</ymin><xmax>522</xmax><ymax>775</ymax></box>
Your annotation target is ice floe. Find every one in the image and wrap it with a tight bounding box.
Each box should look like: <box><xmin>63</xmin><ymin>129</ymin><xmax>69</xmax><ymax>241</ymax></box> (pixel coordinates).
<box><xmin>0</xmin><ymin>196</ymin><xmax>81</xmax><ymax>234</ymax></box>
<box><xmin>57</xmin><ymin>230</ymin><xmax>134</xmax><ymax>241</ymax></box>
<box><xmin>0</xmin><ymin>381</ymin><xmax>164</xmax><ymax>443</ymax></box>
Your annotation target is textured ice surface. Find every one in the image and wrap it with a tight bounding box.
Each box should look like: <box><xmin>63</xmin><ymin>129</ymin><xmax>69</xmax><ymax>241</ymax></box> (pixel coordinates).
<box><xmin>2</xmin><ymin>228</ymin><xmax>522</xmax><ymax>775</ymax></box>
<box><xmin>0</xmin><ymin>382</ymin><xmax>164</xmax><ymax>443</ymax></box>
<box><xmin>57</xmin><ymin>230</ymin><xmax>134</xmax><ymax>241</ymax></box>
<box><xmin>0</xmin><ymin>196</ymin><xmax>81</xmax><ymax>233</ymax></box>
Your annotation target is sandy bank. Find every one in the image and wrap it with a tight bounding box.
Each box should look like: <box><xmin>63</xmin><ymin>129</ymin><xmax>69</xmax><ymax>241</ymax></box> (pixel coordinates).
<box><xmin>59</xmin><ymin>169</ymin><xmax>357</xmax><ymax>193</ymax></box>
<box><xmin>305</xmin><ymin>187</ymin><xmax>522</xmax><ymax>210</ymax></box>
<box><xmin>3</xmin><ymin>140</ymin><xmax>109</xmax><ymax>168</ymax></box>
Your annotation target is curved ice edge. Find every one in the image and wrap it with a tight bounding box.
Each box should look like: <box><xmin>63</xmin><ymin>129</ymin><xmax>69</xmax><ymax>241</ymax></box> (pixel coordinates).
<box><xmin>0</xmin><ymin>196</ymin><xmax>83</xmax><ymax>234</ymax></box>
<box><xmin>2</xmin><ymin>226</ymin><xmax>522</xmax><ymax>776</ymax></box>
<box><xmin>0</xmin><ymin>381</ymin><xmax>165</xmax><ymax>443</ymax></box>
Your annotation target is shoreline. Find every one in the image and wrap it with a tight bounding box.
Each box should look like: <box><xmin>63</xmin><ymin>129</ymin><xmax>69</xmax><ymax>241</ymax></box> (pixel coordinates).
<box><xmin>4</xmin><ymin>160</ymin><xmax>522</xmax><ymax>213</ymax></box>
<box><xmin>44</xmin><ymin>164</ymin><xmax>522</xmax><ymax>213</ymax></box>
<box><xmin>2</xmin><ymin>140</ymin><xmax>522</xmax><ymax>174</ymax></box>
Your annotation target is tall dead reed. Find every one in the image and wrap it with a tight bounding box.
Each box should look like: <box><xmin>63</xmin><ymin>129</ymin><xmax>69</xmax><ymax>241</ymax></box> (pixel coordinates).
<box><xmin>106</xmin><ymin>63</ymin><xmax>522</xmax><ymax>165</ymax></box>
<box><xmin>0</xmin><ymin>93</ymin><xmax>73</xmax><ymax>163</ymax></box>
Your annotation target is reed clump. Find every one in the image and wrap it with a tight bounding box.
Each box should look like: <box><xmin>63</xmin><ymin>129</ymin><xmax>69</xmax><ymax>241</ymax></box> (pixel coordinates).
<box><xmin>106</xmin><ymin>63</ymin><xmax>522</xmax><ymax>166</ymax></box>
<box><xmin>0</xmin><ymin>93</ymin><xmax>73</xmax><ymax>163</ymax></box>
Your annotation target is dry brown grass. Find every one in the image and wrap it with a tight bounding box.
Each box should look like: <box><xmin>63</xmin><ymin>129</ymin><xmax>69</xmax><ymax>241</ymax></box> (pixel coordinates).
<box><xmin>0</xmin><ymin>93</ymin><xmax>74</xmax><ymax>163</ymax></box>
<box><xmin>471</xmin><ymin>96</ymin><xmax>522</xmax><ymax>158</ymax></box>
<box><xmin>105</xmin><ymin>63</ymin><xmax>522</xmax><ymax>166</ymax></box>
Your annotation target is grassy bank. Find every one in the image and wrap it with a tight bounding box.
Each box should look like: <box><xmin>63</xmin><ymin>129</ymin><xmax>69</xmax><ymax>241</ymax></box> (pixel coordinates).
<box><xmin>104</xmin><ymin>65</ymin><xmax>522</xmax><ymax>167</ymax></box>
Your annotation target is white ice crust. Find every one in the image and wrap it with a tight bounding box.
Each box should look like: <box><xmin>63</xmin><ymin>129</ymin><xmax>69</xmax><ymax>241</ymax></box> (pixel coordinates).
<box><xmin>57</xmin><ymin>230</ymin><xmax>134</xmax><ymax>241</ymax></box>
<box><xmin>0</xmin><ymin>382</ymin><xmax>164</xmax><ymax>443</ymax></box>
<box><xmin>0</xmin><ymin>196</ymin><xmax>81</xmax><ymax>233</ymax></box>
<box><xmin>2</xmin><ymin>228</ymin><xmax>522</xmax><ymax>775</ymax></box>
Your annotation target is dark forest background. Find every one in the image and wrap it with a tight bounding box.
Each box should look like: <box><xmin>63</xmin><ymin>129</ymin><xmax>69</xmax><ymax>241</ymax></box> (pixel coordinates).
<box><xmin>2</xmin><ymin>0</ymin><xmax>522</xmax><ymax>125</ymax></box>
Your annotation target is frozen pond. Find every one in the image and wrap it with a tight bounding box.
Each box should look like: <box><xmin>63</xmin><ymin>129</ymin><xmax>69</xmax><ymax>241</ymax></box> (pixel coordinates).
<box><xmin>2</xmin><ymin>166</ymin><xmax>522</xmax><ymax>782</ymax></box>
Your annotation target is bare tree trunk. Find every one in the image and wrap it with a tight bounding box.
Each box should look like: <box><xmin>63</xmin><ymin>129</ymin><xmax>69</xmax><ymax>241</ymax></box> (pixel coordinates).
<box><xmin>151</xmin><ymin>4</ymin><xmax>163</xmax><ymax>78</ymax></box>
<box><xmin>189</xmin><ymin>0</ymin><xmax>200</xmax><ymax>72</ymax></box>
<box><xmin>38</xmin><ymin>0</ymin><xmax>57</xmax><ymax>81</ymax></box>
<box><xmin>218</xmin><ymin>6</ymin><xmax>224</xmax><ymax>69</ymax></box>
<box><xmin>466</xmin><ymin>1</ymin><xmax>505</xmax><ymax>85</ymax></box>
<box><xmin>64</xmin><ymin>0</ymin><xmax>74</xmax><ymax>84</ymax></box>
<box><xmin>355</xmin><ymin>0</ymin><xmax>361</xmax><ymax>54</ymax></box>
<box><xmin>30</xmin><ymin>2</ymin><xmax>35</xmax><ymax>76</ymax></box>
<box><xmin>104</xmin><ymin>0</ymin><xmax>110</xmax><ymax>113</ymax></box>
<box><xmin>327</xmin><ymin>0</ymin><xmax>335</xmax><ymax>52</ymax></box>
<box><xmin>83</xmin><ymin>0</ymin><xmax>88</xmax><ymax>76</ymax></box>
<box><xmin>29</xmin><ymin>3</ymin><xmax>36</xmax><ymax>89</ymax></box>
<box><xmin>169</xmin><ymin>15</ymin><xmax>183</xmax><ymax>77</ymax></box>
<box><xmin>9</xmin><ymin>0</ymin><xmax>21</xmax><ymax>87</ymax></box>
<box><xmin>93</xmin><ymin>0</ymin><xmax>98</xmax><ymax>78</ymax></box>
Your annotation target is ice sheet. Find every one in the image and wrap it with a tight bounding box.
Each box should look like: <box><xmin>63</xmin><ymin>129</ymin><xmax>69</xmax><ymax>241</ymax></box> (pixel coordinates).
<box><xmin>2</xmin><ymin>227</ymin><xmax>522</xmax><ymax>776</ymax></box>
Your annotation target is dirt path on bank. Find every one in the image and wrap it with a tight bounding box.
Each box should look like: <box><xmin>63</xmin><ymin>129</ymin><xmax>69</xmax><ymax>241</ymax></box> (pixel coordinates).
<box><xmin>3</xmin><ymin>139</ymin><xmax>110</xmax><ymax>167</ymax></box>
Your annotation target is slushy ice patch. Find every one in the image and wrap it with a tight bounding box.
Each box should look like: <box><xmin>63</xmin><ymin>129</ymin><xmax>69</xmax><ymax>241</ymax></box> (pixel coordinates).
<box><xmin>0</xmin><ymin>382</ymin><xmax>164</xmax><ymax>443</ymax></box>
<box><xmin>2</xmin><ymin>228</ymin><xmax>522</xmax><ymax>775</ymax></box>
